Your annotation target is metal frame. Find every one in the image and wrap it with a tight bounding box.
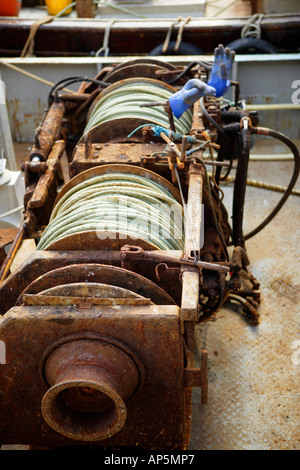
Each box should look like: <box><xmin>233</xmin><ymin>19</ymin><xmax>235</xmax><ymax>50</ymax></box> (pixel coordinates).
<box><xmin>0</xmin><ymin>55</ymin><xmax>298</xmax><ymax>448</ymax></box>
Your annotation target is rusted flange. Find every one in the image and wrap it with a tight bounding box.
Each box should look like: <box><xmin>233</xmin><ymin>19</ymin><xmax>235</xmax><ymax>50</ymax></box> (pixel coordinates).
<box><xmin>41</xmin><ymin>337</ymin><xmax>142</xmax><ymax>441</ymax></box>
<box><xmin>103</xmin><ymin>60</ymin><xmax>177</xmax><ymax>84</ymax></box>
<box><xmin>16</xmin><ymin>264</ymin><xmax>176</xmax><ymax>305</ymax></box>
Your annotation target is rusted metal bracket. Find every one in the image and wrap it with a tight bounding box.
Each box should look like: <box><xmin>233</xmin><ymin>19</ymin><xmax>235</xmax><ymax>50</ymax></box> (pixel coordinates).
<box><xmin>21</xmin><ymin>160</ymin><xmax>48</xmax><ymax>186</ymax></box>
<box><xmin>0</xmin><ymin>304</ymin><xmax>188</xmax><ymax>448</ymax></box>
<box><xmin>27</xmin><ymin>140</ymin><xmax>65</xmax><ymax>210</ymax></box>
<box><xmin>22</xmin><ymin>139</ymin><xmax>66</xmax><ymax>221</ymax></box>
<box><xmin>155</xmin><ymin>263</ymin><xmax>180</xmax><ymax>283</ymax></box>
<box><xmin>184</xmin><ymin>350</ymin><xmax>208</xmax><ymax>404</ymax></box>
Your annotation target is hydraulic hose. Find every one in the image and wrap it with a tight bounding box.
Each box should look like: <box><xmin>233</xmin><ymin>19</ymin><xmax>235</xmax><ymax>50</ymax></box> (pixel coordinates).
<box><xmin>167</xmin><ymin>61</ymin><xmax>212</xmax><ymax>85</ymax></box>
<box><xmin>232</xmin><ymin>120</ymin><xmax>251</xmax><ymax>247</ymax></box>
<box><xmin>48</xmin><ymin>76</ymin><xmax>110</xmax><ymax>106</ymax></box>
<box><xmin>199</xmin><ymin>96</ymin><xmax>228</xmax><ymax>141</ymax></box>
<box><xmin>244</xmin><ymin>127</ymin><xmax>300</xmax><ymax>240</ymax></box>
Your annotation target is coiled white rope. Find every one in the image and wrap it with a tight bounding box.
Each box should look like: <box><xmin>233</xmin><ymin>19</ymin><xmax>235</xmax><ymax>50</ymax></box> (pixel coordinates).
<box><xmin>84</xmin><ymin>82</ymin><xmax>193</xmax><ymax>135</ymax></box>
<box><xmin>37</xmin><ymin>172</ymin><xmax>184</xmax><ymax>251</ymax></box>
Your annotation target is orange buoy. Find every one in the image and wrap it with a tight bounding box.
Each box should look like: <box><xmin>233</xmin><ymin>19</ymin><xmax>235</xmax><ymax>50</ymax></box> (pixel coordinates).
<box><xmin>45</xmin><ymin>0</ymin><xmax>73</xmax><ymax>16</ymax></box>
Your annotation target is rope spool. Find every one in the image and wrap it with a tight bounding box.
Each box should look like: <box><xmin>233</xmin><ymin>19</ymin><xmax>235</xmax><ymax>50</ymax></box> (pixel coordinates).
<box><xmin>83</xmin><ymin>77</ymin><xmax>193</xmax><ymax>141</ymax></box>
<box><xmin>37</xmin><ymin>165</ymin><xmax>184</xmax><ymax>252</ymax></box>
<box><xmin>38</xmin><ymin>77</ymin><xmax>190</xmax><ymax>253</ymax></box>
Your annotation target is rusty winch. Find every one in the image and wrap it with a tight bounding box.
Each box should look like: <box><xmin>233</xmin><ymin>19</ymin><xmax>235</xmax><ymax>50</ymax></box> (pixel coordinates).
<box><xmin>0</xmin><ymin>51</ymin><xmax>299</xmax><ymax>450</ymax></box>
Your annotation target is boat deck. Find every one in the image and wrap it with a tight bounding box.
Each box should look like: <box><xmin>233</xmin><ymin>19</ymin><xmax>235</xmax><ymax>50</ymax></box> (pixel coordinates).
<box><xmin>4</xmin><ymin>135</ymin><xmax>299</xmax><ymax>451</ymax></box>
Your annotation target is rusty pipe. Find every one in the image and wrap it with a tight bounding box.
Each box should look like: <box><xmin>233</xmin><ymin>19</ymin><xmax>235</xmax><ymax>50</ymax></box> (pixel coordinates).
<box><xmin>120</xmin><ymin>245</ymin><xmax>231</xmax><ymax>273</ymax></box>
<box><xmin>41</xmin><ymin>339</ymin><xmax>140</xmax><ymax>441</ymax></box>
<box><xmin>30</xmin><ymin>100</ymin><xmax>66</xmax><ymax>162</ymax></box>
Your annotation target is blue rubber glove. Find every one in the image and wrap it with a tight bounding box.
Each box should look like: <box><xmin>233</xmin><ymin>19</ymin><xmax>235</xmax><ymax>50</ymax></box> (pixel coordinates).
<box><xmin>208</xmin><ymin>44</ymin><xmax>235</xmax><ymax>97</ymax></box>
<box><xmin>169</xmin><ymin>79</ymin><xmax>216</xmax><ymax>119</ymax></box>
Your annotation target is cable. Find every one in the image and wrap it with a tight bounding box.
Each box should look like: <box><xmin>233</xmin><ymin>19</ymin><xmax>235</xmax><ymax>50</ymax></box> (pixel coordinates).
<box><xmin>167</xmin><ymin>61</ymin><xmax>212</xmax><ymax>85</ymax></box>
<box><xmin>244</xmin><ymin>127</ymin><xmax>300</xmax><ymax>240</ymax></box>
<box><xmin>48</xmin><ymin>76</ymin><xmax>110</xmax><ymax>106</ymax></box>
<box><xmin>36</xmin><ymin>172</ymin><xmax>184</xmax><ymax>251</ymax></box>
<box><xmin>128</xmin><ymin>124</ymin><xmax>196</xmax><ymax>143</ymax></box>
<box><xmin>54</xmin><ymin>1</ymin><xmax>76</xmax><ymax>18</ymax></box>
<box><xmin>84</xmin><ymin>82</ymin><xmax>193</xmax><ymax>136</ymax></box>
<box><xmin>219</xmin><ymin>174</ymin><xmax>300</xmax><ymax>196</ymax></box>
<box><xmin>199</xmin><ymin>96</ymin><xmax>228</xmax><ymax>141</ymax></box>
<box><xmin>219</xmin><ymin>157</ymin><xmax>233</xmax><ymax>180</ymax></box>
<box><xmin>188</xmin><ymin>155</ymin><xmax>229</xmax><ymax>260</ymax></box>
<box><xmin>0</xmin><ymin>205</ymin><xmax>23</xmax><ymax>220</ymax></box>
<box><xmin>0</xmin><ymin>61</ymin><xmax>76</xmax><ymax>95</ymax></box>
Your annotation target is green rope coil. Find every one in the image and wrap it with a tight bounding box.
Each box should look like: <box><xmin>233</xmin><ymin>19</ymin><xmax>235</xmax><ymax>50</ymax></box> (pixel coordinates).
<box><xmin>37</xmin><ymin>172</ymin><xmax>184</xmax><ymax>251</ymax></box>
<box><xmin>84</xmin><ymin>82</ymin><xmax>192</xmax><ymax>135</ymax></box>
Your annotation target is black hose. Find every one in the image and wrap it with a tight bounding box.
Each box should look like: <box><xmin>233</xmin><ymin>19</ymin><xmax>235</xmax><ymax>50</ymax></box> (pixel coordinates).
<box><xmin>219</xmin><ymin>157</ymin><xmax>233</xmax><ymax>181</ymax></box>
<box><xmin>167</xmin><ymin>61</ymin><xmax>212</xmax><ymax>85</ymax></box>
<box><xmin>232</xmin><ymin>123</ymin><xmax>251</xmax><ymax>247</ymax></box>
<box><xmin>199</xmin><ymin>97</ymin><xmax>229</xmax><ymax>141</ymax></box>
<box><xmin>244</xmin><ymin>127</ymin><xmax>300</xmax><ymax>240</ymax></box>
<box><xmin>48</xmin><ymin>76</ymin><xmax>110</xmax><ymax>106</ymax></box>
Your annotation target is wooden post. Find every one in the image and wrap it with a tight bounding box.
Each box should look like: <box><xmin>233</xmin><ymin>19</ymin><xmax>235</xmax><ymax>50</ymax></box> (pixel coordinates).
<box><xmin>181</xmin><ymin>103</ymin><xmax>206</xmax><ymax>339</ymax></box>
<box><xmin>75</xmin><ymin>0</ymin><xmax>95</xmax><ymax>18</ymax></box>
<box><xmin>180</xmin><ymin>163</ymin><xmax>203</xmax><ymax>366</ymax></box>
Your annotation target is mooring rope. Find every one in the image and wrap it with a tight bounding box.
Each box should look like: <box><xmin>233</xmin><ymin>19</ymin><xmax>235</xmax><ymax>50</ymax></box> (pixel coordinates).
<box><xmin>84</xmin><ymin>82</ymin><xmax>193</xmax><ymax>135</ymax></box>
<box><xmin>37</xmin><ymin>172</ymin><xmax>184</xmax><ymax>251</ymax></box>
